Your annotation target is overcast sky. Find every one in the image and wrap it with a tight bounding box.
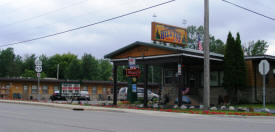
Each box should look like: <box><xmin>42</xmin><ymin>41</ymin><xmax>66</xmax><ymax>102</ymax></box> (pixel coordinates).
<box><xmin>0</xmin><ymin>0</ymin><xmax>274</xmax><ymax>59</ymax></box>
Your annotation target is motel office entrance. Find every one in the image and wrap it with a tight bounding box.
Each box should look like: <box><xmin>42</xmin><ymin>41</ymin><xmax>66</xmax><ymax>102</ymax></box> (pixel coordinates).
<box><xmin>105</xmin><ymin>41</ymin><xmax>224</xmax><ymax>106</ymax></box>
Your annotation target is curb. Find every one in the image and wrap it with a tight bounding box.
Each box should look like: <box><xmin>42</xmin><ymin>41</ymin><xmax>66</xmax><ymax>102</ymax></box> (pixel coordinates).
<box><xmin>1</xmin><ymin>99</ymin><xmax>275</xmax><ymax>119</ymax></box>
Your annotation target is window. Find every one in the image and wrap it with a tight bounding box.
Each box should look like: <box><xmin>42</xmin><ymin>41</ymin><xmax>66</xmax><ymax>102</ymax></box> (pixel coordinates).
<box><xmin>23</xmin><ymin>85</ymin><xmax>28</xmax><ymax>92</ymax></box>
<box><xmin>32</xmin><ymin>85</ymin><xmax>38</xmax><ymax>94</ymax></box>
<box><xmin>83</xmin><ymin>86</ymin><xmax>88</xmax><ymax>91</ymax></box>
<box><xmin>164</xmin><ymin>69</ymin><xmax>178</xmax><ymax>84</ymax></box>
<box><xmin>220</xmin><ymin>71</ymin><xmax>224</xmax><ymax>86</ymax></box>
<box><xmin>210</xmin><ymin>71</ymin><xmax>219</xmax><ymax>86</ymax></box>
<box><xmin>92</xmin><ymin>87</ymin><xmax>97</xmax><ymax>94</ymax></box>
<box><xmin>42</xmin><ymin>85</ymin><xmax>48</xmax><ymax>94</ymax></box>
<box><xmin>5</xmin><ymin>84</ymin><xmax>10</xmax><ymax>89</ymax></box>
<box><xmin>103</xmin><ymin>87</ymin><xmax>106</xmax><ymax>94</ymax></box>
<box><xmin>54</xmin><ymin>86</ymin><xmax>59</xmax><ymax>91</ymax></box>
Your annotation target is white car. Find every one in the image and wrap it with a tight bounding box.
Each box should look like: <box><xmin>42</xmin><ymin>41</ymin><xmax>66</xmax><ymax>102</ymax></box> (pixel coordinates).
<box><xmin>118</xmin><ymin>87</ymin><xmax>159</xmax><ymax>101</ymax></box>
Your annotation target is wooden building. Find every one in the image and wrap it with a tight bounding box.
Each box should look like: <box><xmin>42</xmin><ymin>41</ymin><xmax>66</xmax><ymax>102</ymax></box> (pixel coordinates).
<box><xmin>0</xmin><ymin>77</ymin><xmax>158</xmax><ymax>100</ymax></box>
<box><xmin>105</xmin><ymin>41</ymin><xmax>275</xmax><ymax>105</ymax></box>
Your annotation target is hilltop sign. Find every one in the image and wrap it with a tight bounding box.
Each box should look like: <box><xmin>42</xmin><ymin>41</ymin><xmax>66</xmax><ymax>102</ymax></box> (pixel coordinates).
<box><xmin>151</xmin><ymin>22</ymin><xmax>188</xmax><ymax>45</ymax></box>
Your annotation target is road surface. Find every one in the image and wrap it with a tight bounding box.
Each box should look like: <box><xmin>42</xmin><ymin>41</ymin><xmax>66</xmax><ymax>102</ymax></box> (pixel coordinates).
<box><xmin>0</xmin><ymin>103</ymin><xmax>274</xmax><ymax>132</ymax></box>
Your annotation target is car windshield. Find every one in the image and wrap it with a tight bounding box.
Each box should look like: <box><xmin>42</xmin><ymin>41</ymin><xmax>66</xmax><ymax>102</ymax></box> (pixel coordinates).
<box><xmin>137</xmin><ymin>88</ymin><xmax>152</xmax><ymax>94</ymax></box>
<box><xmin>120</xmin><ymin>88</ymin><xmax>126</xmax><ymax>93</ymax></box>
<box><xmin>137</xmin><ymin>88</ymin><xmax>144</xmax><ymax>93</ymax></box>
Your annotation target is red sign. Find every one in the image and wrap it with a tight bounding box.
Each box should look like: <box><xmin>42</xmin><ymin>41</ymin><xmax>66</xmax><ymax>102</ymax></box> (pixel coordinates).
<box><xmin>61</xmin><ymin>83</ymin><xmax>80</xmax><ymax>91</ymax></box>
<box><xmin>126</xmin><ymin>68</ymin><xmax>141</xmax><ymax>77</ymax></box>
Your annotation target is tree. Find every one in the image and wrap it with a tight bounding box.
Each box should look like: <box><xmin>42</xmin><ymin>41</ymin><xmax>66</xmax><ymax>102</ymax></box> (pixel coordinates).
<box><xmin>47</xmin><ymin>53</ymin><xmax>78</xmax><ymax>79</ymax></box>
<box><xmin>187</xmin><ymin>25</ymin><xmax>225</xmax><ymax>54</ymax></box>
<box><xmin>98</xmin><ymin>59</ymin><xmax>112</xmax><ymax>81</ymax></box>
<box><xmin>210</xmin><ymin>36</ymin><xmax>225</xmax><ymax>54</ymax></box>
<box><xmin>81</xmin><ymin>53</ymin><xmax>99</xmax><ymax>80</ymax></box>
<box><xmin>187</xmin><ymin>25</ymin><xmax>204</xmax><ymax>49</ymax></box>
<box><xmin>0</xmin><ymin>48</ymin><xmax>23</xmax><ymax>77</ymax></box>
<box><xmin>22</xmin><ymin>54</ymin><xmax>36</xmax><ymax>72</ymax></box>
<box><xmin>224</xmin><ymin>32</ymin><xmax>246</xmax><ymax>104</ymax></box>
<box><xmin>117</xmin><ymin>66</ymin><xmax>127</xmax><ymax>82</ymax></box>
<box><xmin>65</xmin><ymin>59</ymin><xmax>81</xmax><ymax>80</ymax></box>
<box><xmin>243</xmin><ymin>40</ymin><xmax>269</xmax><ymax>56</ymax></box>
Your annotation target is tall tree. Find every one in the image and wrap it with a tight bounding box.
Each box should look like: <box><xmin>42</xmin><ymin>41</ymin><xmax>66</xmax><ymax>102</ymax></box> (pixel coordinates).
<box><xmin>187</xmin><ymin>25</ymin><xmax>225</xmax><ymax>54</ymax></box>
<box><xmin>0</xmin><ymin>48</ymin><xmax>22</xmax><ymax>77</ymax></box>
<box><xmin>224</xmin><ymin>32</ymin><xmax>246</xmax><ymax>104</ymax></box>
<box><xmin>65</xmin><ymin>59</ymin><xmax>81</xmax><ymax>80</ymax></box>
<box><xmin>243</xmin><ymin>40</ymin><xmax>269</xmax><ymax>56</ymax></box>
<box><xmin>47</xmin><ymin>53</ymin><xmax>78</xmax><ymax>79</ymax></box>
<box><xmin>98</xmin><ymin>59</ymin><xmax>112</xmax><ymax>81</ymax></box>
<box><xmin>187</xmin><ymin>25</ymin><xmax>204</xmax><ymax>49</ymax></box>
<box><xmin>22</xmin><ymin>54</ymin><xmax>36</xmax><ymax>72</ymax></box>
<box><xmin>117</xmin><ymin>66</ymin><xmax>127</xmax><ymax>82</ymax></box>
<box><xmin>81</xmin><ymin>53</ymin><xmax>99</xmax><ymax>80</ymax></box>
<box><xmin>210</xmin><ymin>36</ymin><xmax>225</xmax><ymax>54</ymax></box>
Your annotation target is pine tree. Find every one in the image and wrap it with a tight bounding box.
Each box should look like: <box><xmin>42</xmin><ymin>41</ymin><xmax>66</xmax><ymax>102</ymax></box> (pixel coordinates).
<box><xmin>224</xmin><ymin>32</ymin><xmax>246</xmax><ymax>104</ymax></box>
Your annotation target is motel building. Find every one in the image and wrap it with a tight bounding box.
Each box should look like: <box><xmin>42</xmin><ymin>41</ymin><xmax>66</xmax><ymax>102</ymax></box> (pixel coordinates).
<box><xmin>1</xmin><ymin>22</ymin><xmax>275</xmax><ymax>106</ymax></box>
<box><xmin>104</xmin><ymin>22</ymin><xmax>275</xmax><ymax>106</ymax></box>
<box><xmin>0</xmin><ymin>78</ymin><xmax>158</xmax><ymax>101</ymax></box>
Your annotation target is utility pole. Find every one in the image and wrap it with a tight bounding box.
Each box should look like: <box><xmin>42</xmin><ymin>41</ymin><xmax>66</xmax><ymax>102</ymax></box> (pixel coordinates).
<box><xmin>57</xmin><ymin>64</ymin><xmax>59</xmax><ymax>80</ymax></box>
<box><xmin>203</xmin><ymin>0</ymin><xmax>210</xmax><ymax>110</ymax></box>
<box><xmin>151</xmin><ymin>66</ymin><xmax>154</xmax><ymax>83</ymax></box>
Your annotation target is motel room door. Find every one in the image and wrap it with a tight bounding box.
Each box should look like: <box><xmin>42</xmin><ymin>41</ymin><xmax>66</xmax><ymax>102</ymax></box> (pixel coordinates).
<box><xmin>22</xmin><ymin>85</ymin><xmax>29</xmax><ymax>100</ymax></box>
<box><xmin>187</xmin><ymin>71</ymin><xmax>199</xmax><ymax>95</ymax></box>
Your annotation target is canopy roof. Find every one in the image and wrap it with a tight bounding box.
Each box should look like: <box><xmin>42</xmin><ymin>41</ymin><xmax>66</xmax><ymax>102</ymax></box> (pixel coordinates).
<box><xmin>104</xmin><ymin>41</ymin><xmax>224</xmax><ymax>60</ymax></box>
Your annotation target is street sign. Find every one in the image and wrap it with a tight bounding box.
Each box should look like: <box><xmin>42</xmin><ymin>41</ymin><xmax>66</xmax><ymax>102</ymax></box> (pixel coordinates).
<box><xmin>37</xmin><ymin>73</ymin><xmax>41</xmax><ymax>78</ymax></box>
<box><xmin>178</xmin><ymin>64</ymin><xmax>182</xmax><ymax>75</ymax></box>
<box><xmin>132</xmin><ymin>84</ymin><xmax>137</xmax><ymax>92</ymax></box>
<box><xmin>259</xmin><ymin>60</ymin><xmax>270</xmax><ymax>75</ymax></box>
<box><xmin>128</xmin><ymin>57</ymin><xmax>136</xmax><ymax>68</ymax></box>
<box><xmin>35</xmin><ymin>60</ymin><xmax>42</xmax><ymax>66</ymax></box>
<box><xmin>35</xmin><ymin>66</ymin><xmax>42</xmax><ymax>73</ymax></box>
<box><xmin>258</xmin><ymin>59</ymin><xmax>270</xmax><ymax>109</ymax></box>
<box><xmin>126</xmin><ymin>68</ymin><xmax>141</xmax><ymax>77</ymax></box>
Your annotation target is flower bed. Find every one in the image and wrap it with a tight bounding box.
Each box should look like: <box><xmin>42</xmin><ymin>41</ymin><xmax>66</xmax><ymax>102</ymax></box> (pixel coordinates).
<box><xmin>94</xmin><ymin>104</ymin><xmax>275</xmax><ymax>116</ymax></box>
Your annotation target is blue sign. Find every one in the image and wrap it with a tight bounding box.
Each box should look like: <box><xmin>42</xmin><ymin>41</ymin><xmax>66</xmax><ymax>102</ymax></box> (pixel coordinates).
<box><xmin>132</xmin><ymin>84</ymin><xmax>137</xmax><ymax>92</ymax></box>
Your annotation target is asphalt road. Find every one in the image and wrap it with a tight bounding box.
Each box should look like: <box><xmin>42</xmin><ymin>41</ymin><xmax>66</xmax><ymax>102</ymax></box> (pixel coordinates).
<box><xmin>0</xmin><ymin>103</ymin><xmax>275</xmax><ymax>132</ymax></box>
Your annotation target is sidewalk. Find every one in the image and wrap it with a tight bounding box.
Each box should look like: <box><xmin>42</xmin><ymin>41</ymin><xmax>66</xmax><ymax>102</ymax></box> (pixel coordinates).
<box><xmin>1</xmin><ymin>99</ymin><xmax>274</xmax><ymax>119</ymax></box>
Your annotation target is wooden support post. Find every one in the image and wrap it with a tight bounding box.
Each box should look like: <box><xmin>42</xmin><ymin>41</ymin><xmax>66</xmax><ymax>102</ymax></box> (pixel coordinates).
<box><xmin>144</xmin><ymin>64</ymin><xmax>148</xmax><ymax>107</ymax></box>
<box><xmin>113</xmin><ymin>64</ymin><xmax>118</xmax><ymax>105</ymax></box>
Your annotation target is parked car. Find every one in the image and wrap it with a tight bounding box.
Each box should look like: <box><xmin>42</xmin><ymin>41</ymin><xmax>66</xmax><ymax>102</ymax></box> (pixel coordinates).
<box><xmin>118</xmin><ymin>87</ymin><xmax>159</xmax><ymax>101</ymax></box>
<box><xmin>50</xmin><ymin>91</ymin><xmax>66</xmax><ymax>101</ymax></box>
<box><xmin>77</xmin><ymin>91</ymin><xmax>90</xmax><ymax>101</ymax></box>
<box><xmin>50</xmin><ymin>91</ymin><xmax>90</xmax><ymax>101</ymax></box>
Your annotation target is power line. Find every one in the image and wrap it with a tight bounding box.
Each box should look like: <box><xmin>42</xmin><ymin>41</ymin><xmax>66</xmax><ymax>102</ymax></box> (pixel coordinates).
<box><xmin>0</xmin><ymin>0</ymin><xmax>175</xmax><ymax>47</ymax></box>
<box><xmin>0</xmin><ymin>0</ymin><xmax>89</xmax><ymax>29</ymax></box>
<box><xmin>1</xmin><ymin>0</ymin><xmax>143</xmax><ymax>38</ymax></box>
<box><xmin>222</xmin><ymin>0</ymin><xmax>275</xmax><ymax>21</ymax></box>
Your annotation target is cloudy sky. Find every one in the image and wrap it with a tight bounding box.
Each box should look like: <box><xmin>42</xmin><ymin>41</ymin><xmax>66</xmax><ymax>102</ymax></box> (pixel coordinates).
<box><xmin>0</xmin><ymin>0</ymin><xmax>274</xmax><ymax>59</ymax></box>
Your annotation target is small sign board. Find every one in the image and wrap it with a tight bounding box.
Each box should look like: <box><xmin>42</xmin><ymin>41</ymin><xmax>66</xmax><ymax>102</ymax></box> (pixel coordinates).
<box><xmin>132</xmin><ymin>84</ymin><xmax>137</xmax><ymax>92</ymax></box>
<box><xmin>37</xmin><ymin>73</ymin><xmax>41</xmax><ymax>78</ymax></box>
<box><xmin>126</xmin><ymin>68</ymin><xmax>141</xmax><ymax>77</ymax></box>
<box><xmin>35</xmin><ymin>66</ymin><xmax>42</xmax><ymax>73</ymax></box>
<box><xmin>259</xmin><ymin>60</ymin><xmax>270</xmax><ymax>75</ymax></box>
<box><xmin>178</xmin><ymin>64</ymin><xmax>182</xmax><ymax>75</ymax></box>
<box><xmin>151</xmin><ymin>22</ymin><xmax>188</xmax><ymax>45</ymax></box>
<box><xmin>35</xmin><ymin>60</ymin><xmax>42</xmax><ymax>66</ymax></box>
<box><xmin>128</xmin><ymin>57</ymin><xmax>136</xmax><ymax>68</ymax></box>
